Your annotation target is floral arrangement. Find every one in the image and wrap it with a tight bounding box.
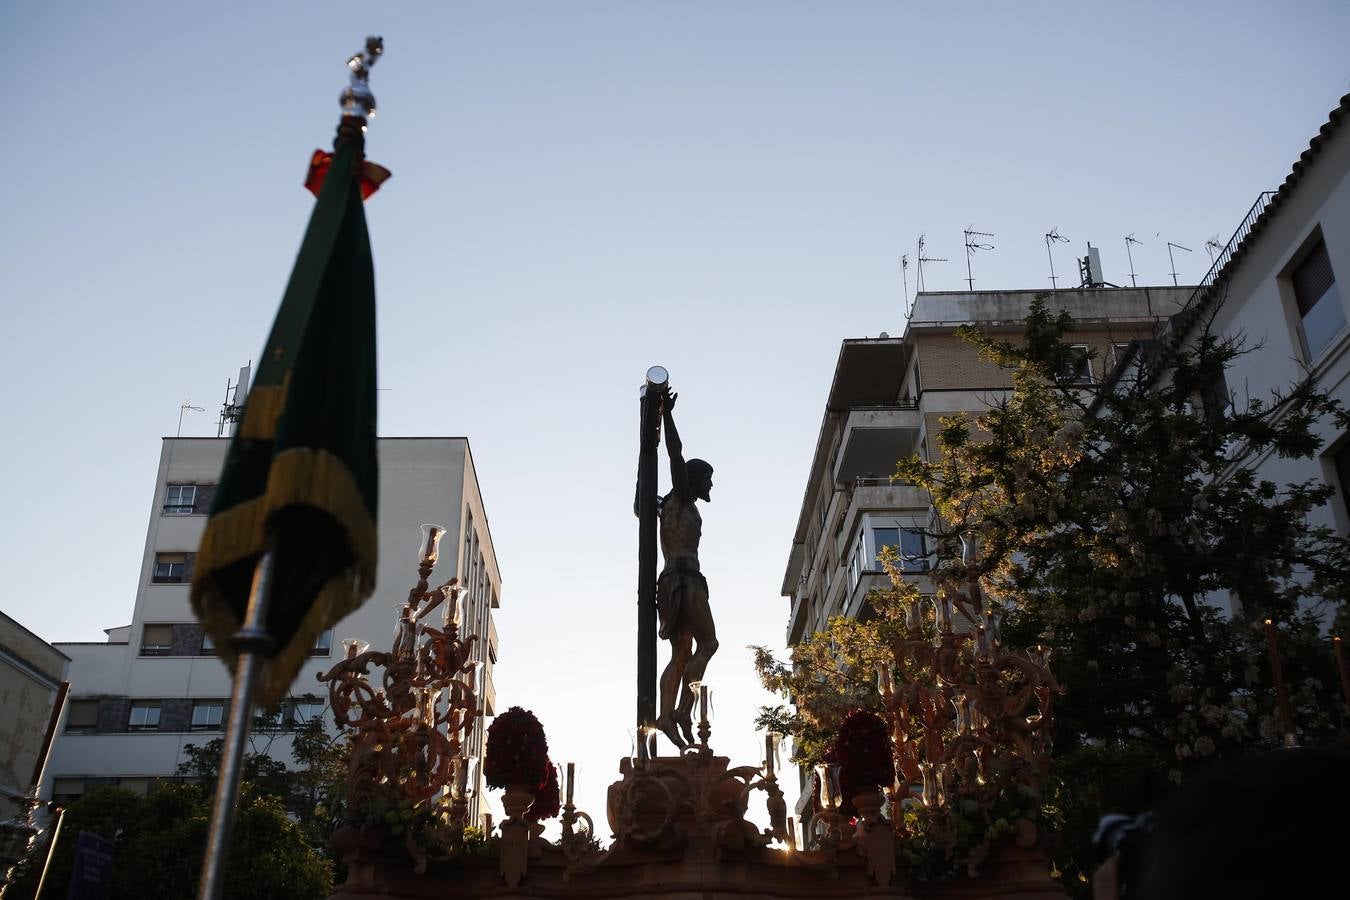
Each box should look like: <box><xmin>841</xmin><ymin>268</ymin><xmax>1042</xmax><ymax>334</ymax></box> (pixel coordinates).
<box><xmin>831</xmin><ymin>709</ymin><xmax>894</xmax><ymax>794</ymax></box>
<box><xmin>527</xmin><ymin>763</ymin><xmax>561</xmax><ymax>821</ymax></box>
<box><xmin>814</xmin><ymin>710</ymin><xmax>894</xmax><ymax>819</ymax></box>
<box><xmin>484</xmin><ymin>706</ymin><xmax>550</xmax><ymax>789</ymax></box>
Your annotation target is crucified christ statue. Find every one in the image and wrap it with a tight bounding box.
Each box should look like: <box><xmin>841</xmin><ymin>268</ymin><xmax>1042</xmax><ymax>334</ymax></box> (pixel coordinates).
<box><xmin>653</xmin><ymin>390</ymin><xmax>718</xmax><ymax>750</ymax></box>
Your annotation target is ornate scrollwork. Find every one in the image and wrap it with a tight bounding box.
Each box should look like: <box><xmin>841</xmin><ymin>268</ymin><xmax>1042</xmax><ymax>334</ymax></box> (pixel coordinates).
<box><xmin>878</xmin><ymin>550</ymin><xmax>1062</xmax><ymax>877</ymax></box>
<box><xmin>318</xmin><ymin>540</ymin><xmax>482</xmax><ymax>871</ymax></box>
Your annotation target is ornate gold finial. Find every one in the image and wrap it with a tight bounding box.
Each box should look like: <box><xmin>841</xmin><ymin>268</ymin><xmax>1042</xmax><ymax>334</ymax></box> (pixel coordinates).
<box><xmin>339</xmin><ymin>36</ymin><xmax>384</xmax><ymax>122</ymax></box>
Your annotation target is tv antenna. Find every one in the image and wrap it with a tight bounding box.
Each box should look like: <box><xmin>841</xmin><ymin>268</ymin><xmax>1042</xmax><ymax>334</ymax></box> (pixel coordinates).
<box><xmin>916</xmin><ymin>234</ymin><xmax>947</xmax><ymax>292</ymax></box>
<box><xmin>1045</xmin><ymin>227</ymin><xmax>1070</xmax><ymax>288</ymax></box>
<box><xmin>963</xmin><ymin>226</ymin><xmax>995</xmax><ymax>290</ymax></box>
<box><xmin>1124</xmin><ymin>233</ymin><xmax>1143</xmax><ymax>287</ymax></box>
<box><xmin>1204</xmin><ymin>234</ymin><xmax>1223</xmax><ymax>266</ymax></box>
<box><xmin>1166</xmin><ymin>241</ymin><xmax>1192</xmax><ymax>286</ymax></box>
<box><xmin>177</xmin><ymin>401</ymin><xmax>205</xmax><ymax>437</ymax></box>
<box><xmin>900</xmin><ymin>253</ymin><xmax>911</xmax><ymax>316</ymax></box>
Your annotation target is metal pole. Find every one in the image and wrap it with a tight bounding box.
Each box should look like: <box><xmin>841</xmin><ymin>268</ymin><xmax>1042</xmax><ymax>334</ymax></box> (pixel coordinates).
<box><xmin>636</xmin><ymin>373</ymin><xmax>662</xmax><ymax>730</ymax></box>
<box><xmin>197</xmin><ymin>551</ymin><xmax>275</xmax><ymax>900</ymax></box>
<box><xmin>32</xmin><ymin>807</ymin><xmax>65</xmax><ymax>900</ymax></box>
<box><xmin>1046</xmin><ymin>235</ymin><xmax>1057</xmax><ymax>288</ymax></box>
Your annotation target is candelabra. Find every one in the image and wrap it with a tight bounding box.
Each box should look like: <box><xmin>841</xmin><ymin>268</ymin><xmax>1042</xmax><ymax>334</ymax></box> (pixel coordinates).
<box><xmin>318</xmin><ymin>524</ymin><xmax>482</xmax><ymax>871</ymax></box>
<box><xmin>875</xmin><ymin>580</ymin><xmax>1061</xmax><ymax>875</ymax></box>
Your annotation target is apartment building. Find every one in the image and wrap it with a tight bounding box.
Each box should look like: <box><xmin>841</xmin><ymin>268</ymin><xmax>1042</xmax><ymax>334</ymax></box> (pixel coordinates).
<box><xmin>782</xmin><ymin>285</ymin><xmax>1194</xmax><ymax>651</ymax></box>
<box><xmin>44</xmin><ymin>437</ymin><xmax>502</xmax><ymax>824</ymax></box>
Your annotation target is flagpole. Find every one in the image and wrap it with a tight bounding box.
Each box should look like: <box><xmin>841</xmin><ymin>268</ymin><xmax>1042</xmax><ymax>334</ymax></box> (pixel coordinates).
<box><xmin>197</xmin><ymin>550</ymin><xmax>275</xmax><ymax>900</ymax></box>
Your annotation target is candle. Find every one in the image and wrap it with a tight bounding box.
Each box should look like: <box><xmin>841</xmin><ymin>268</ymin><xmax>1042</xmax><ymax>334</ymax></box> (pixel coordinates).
<box><xmin>566</xmin><ymin>761</ymin><xmax>575</xmax><ymax>804</ymax></box>
<box><xmin>1264</xmin><ymin>619</ymin><xmax>1296</xmax><ymax>746</ymax></box>
<box><xmin>699</xmin><ymin>683</ymin><xmax>710</xmax><ymax>725</ymax></box>
<box><xmin>764</xmin><ymin>733</ymin><xmax>776</xmax><ymax>777</ymax></box>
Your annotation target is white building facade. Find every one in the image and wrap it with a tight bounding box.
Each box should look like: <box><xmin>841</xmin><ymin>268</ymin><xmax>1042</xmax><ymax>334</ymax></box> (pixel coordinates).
<box><xmin>45</xmin><ymin>437</ymin><xmax>501</xmax><ymax>824</ymax></box>
<box><xmin>1160</xmin><ymin>92</ymin><xmax>1350</xmax><ymax>538</ymax></box>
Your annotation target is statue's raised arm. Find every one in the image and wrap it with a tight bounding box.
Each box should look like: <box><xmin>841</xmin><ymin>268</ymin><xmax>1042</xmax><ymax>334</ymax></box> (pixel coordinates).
<box><xmin>661</xmin><ymin>392</ymin><xmax>692</xmax><ymax>502</ymax></box>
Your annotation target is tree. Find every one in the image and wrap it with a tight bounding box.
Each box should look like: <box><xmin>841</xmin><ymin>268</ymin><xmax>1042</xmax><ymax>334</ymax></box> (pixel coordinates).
<box><xmin>894</xmin><ymin>298</ymin><xmax>1350</xmax><ymax>887</ymax></box>
<box><xmin>758</xmin><ymin>298</ymin><xmax>1350</xmax><ymax>892</ymax></box>
<box><xmin>175</xmin><ymin>703</ymin><xmax>350</xmax><ymax>857</ymax></box>
<box><xmin>9</xmin><ymin>783</ymin><xmax>332</xmax><ymax>900</ymax></box>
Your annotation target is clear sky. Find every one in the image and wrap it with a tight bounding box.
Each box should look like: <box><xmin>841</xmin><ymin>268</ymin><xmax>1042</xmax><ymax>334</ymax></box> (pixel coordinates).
<box><xmin>4</xmin><ymin>0</ymin><xmax>1348</xmax><ymax>833</ymax></box>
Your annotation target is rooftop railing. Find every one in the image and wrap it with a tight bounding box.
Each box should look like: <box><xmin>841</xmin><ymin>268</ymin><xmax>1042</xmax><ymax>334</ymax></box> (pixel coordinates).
<box><xmin>1179</xmin><ymin>190</ymin><xmax>1276</xmax><ymax>315</ymax></box>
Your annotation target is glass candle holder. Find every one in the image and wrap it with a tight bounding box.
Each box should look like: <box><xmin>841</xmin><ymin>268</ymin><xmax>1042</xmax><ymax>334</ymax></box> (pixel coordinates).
<box><xmin>418</xmin><ymin>523</ymin><xmax>446</xmax><ymax>566</ymax></box>
<box><xmin>937</xmin><ymin>594</ymin><xmax>954</xmax><ymax>632</ymax></box>
<box><xmin>876</xmin><ymin>662</ymin><xmax>894</xmax><ymax>696</ymax></box>
<box><xmin>343</xmin><ymin>638</ymin><xmax>369</xmax><ymax>659</ymax></box>
<box><xmin>919</xmin><ymin>761</ymin><xmax>939</xmax><ymax>808</ymax></box>
<box><xmin>906</xmin><ymin>597</ymin><xmax>924</xmax><ymax>631</ymax></box>
<box><xmin>815</xmin><ymin>763</ymin><xmax>842</xmax><ymax>810</ymax></box>
<box><xmin>440</xmin><ymin>583</ymin><xmax>463</xmax><ymax>628</ymax></box>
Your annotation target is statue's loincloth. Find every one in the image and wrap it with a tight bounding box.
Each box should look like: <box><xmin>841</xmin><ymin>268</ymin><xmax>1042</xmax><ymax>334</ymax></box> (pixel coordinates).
<box><xmin>656</xmin><ymin>557</ymin><xmax>707</xmax><ymax>640</ymax></box>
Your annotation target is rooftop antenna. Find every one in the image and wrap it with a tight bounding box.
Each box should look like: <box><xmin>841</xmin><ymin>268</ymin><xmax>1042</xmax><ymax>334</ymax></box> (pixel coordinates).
<box><xmin>1077</xmin><ymin>242</ymin><xmax>1107</xmax><ymax>287</ymax></box>
<box><xmin>178</xmin><ymin>401</ymin><xmax>205</xmax><ymax>437</ymax></box>
<box><xmin>1166</xmin><ymin>241</ymin><xmax>1192</xmax><ymax>287</ymax></box>
<box><xmin>1124</xmin><ymin>233</ymin><xmax>1143</xmax><ymax>287</ymax></box>
<box><xmin>1045</xmin><ymin>227</ymin><xmax>1070</xmax><ymax>288</ymax></box>
<box><xmin>916</xmin><ymin>234</ymin><xmax>947</xmax><ymax>293</ymax></box>
<box><xmin>1204</xmin><ymin>234</ymin><xmax>1223</xmax><ymax>266</ymax></box>
<box><xmin>217</xmin><ymin>362</ymin><xmax>253</xmax><ymax>437</ymax></box>
<box><xmin>900</xmin><ymin>253</ymin><xmax>911</xmax><ymax>316</ymax></box>
<box><xmin>963</xmin><ymin>226</ymin><xmax>995</xmax><ymax>290</ymax></box>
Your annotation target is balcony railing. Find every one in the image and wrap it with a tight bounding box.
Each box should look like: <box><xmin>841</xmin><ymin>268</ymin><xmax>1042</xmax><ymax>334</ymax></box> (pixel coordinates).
<box><xmin>1180</xmin><ymin>191</ymin><xmax>1276</xmax><ymax>315</ymax></box>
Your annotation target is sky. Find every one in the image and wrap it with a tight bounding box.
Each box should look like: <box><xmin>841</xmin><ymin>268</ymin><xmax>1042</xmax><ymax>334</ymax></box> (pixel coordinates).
<box><xmin>4</xmin><ymin>0</ymin><xmax>1349</xmax><ymax>837</ymax></box>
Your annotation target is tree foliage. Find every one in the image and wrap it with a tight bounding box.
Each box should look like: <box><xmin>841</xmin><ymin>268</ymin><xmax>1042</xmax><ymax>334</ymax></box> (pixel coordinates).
<box><xmin>757</xmin><ymin>298</ymin><xmax>1350</xmax><ymax>890</ymax></box>
<box><xmin>10</xmin><ymin>784</ymin><xmax>332</xmax><ymax>900</ymax></box>
<box><xmin>13</xmin><ymin>700</ymin><xmax>349</xmax><ymax>899</ymax></box>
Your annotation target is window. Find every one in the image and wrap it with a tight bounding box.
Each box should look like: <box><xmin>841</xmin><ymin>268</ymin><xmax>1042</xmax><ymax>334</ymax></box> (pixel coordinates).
<box><xmin>1333</xmin><ymin>442</ymin><xmax>1350</xmax><ymax>533</ymax></box>
<box><xmin>51</xmin><ymin>778</ymin><xmax>85</xmax><ymax>806</ymax></box>
<box><xmin>199</xmin><ymin>633</ymin><xmax>216</xmax><ymax>655</ymax></box>
<box><xmin>152</xmin><ymin>552</ymin><xmax>192</xmax><ymax>584</ymax></box>
<box><xmin>310</xmin><ymin>628</ymin><xmax>333</xmax><ymax>656</ymax></box>
<box><xmin>163</xmin><ymin>484</ymin><xmax>197</xmax><ymax>515</ymax></box>
<box><xmin>65</xmin><ymin>700</ymin><xmax>99</xmax><ymax>733</ymax></box>
<box><xmin>118</xmin><ymin>777</ymin><xmax>152</xmax><ymax>796</ymax></box>
<box><xmin>191</xmin><ymin>701</ymin><xmax>224</xmax><ymax>731</ymax></box>
<box><xmin>1057</xmin><ymin>344</ymin><xmax>1093</xmax><ymax>384</ymax></box>
<box><xmin>128</xmin><ymin>702</ymin><xmax>161</xmax><ymax>731</ymax></box>
<box><xmin>289</xmin><ymin>698</ymin><xmax>326</xmax><ymax>727</ymax></box>
<box><xmin>255</xmin><ymin>706</ymin><xmax>286</xmax><ymax>731</ymax></box>
<box><xmin>140</xmin><ymin>624</ymin><xmax>175</xmax><ymax>656</ymax></box>
<box><xmin>1292</xmin><ymin>238</ymin><xmax>1345</xmax><ymax>360</ymax></box>
<box><xmin>873</xmin><ymin>526</ymin><xmax>929</xmax><ymax>572</ymax></box>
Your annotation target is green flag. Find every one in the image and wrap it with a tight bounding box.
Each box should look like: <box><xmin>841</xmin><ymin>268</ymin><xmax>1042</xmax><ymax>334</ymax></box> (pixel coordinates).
<box><xmin>191</xmin><ymin>121</ymin><xmax>380</xmax><ymax>706</ymax></box>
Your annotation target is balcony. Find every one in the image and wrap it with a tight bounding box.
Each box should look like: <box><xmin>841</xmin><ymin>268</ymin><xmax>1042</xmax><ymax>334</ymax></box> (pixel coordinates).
<box><xmin>830</xmin><ymin>404</ymin><xmax>921</xmax><ymax>485</ymax></box>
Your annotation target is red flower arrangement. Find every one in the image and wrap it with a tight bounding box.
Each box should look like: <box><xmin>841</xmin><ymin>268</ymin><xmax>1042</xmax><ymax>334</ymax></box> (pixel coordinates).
<box><xmin>484</xmin><ymin>706</ymin><xmax>550</xmax><ymax>790</ymax></box>
<box><xmin>527</xmin><ymin>762</ymin><xmax>561</xmax><ymax>821</ymax></box>
<box><xmin>820</xmin><ymin>709</ymin><xmax>894</xmax><ymax>815</ymax></box>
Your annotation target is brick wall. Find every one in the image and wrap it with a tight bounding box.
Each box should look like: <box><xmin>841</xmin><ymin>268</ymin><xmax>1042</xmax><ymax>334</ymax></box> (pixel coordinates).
<box><xmin>915</xmin><ymin>326</ymin><xmax>1156</xmax><ymax>392</ymax></box>
<box><xmin>97</xmin><ymin>697</ymin><xmax>131</xmax><ymax>733</ymax></box>
<box><xmin>171</xmin><ymin>623</ymin><xmax>203</xmax><ymax>656</ymax></box>
<box><xmin>159</xmin><ymin>698</ymin><xmax>193</xmax><ymax>733</ymax></box>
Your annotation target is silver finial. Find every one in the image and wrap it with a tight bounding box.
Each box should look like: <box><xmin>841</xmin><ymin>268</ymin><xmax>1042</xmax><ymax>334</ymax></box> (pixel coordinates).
<box><xmin>339</xmin><ymin>36</ymin><xmax>384</xmax><ymax>122</ymax></box>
